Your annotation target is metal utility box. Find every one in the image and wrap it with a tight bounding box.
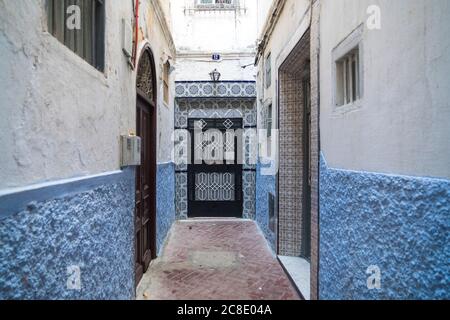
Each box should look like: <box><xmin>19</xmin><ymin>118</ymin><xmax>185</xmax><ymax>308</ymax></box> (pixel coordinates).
<box><xmin>121</xmin><ymin>135</ymin><xmax>141</xmax><ymax>167</ymax></box>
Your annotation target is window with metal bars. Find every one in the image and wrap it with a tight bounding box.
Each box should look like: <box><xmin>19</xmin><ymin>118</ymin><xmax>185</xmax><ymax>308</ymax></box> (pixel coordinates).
<box><xmin>265</xmin><ymin>53</ymin><xmax>272</xmax><ymax>89</ymax></box>
<box><xmin>196</xmin><ymin>0</ymin><xmax>236</xmax><ymax>10</ymax></box>
<box><xmin>266</xmin><ymin>103</ymin><xmax>272</xmax><ymax>138</ymax></box>
<box><xmin>335</xmin><ymin>47</ymin><xmax>360</xmax><ymax>106</ymax></box>
<box><xmin>46</xmin><ymin>0</ymin><xmax>105</xmax><ymax>71</ymax></box>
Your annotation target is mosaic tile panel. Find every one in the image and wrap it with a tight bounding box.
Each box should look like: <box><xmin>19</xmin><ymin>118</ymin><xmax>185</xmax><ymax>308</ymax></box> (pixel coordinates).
<box><xmin>175</xmin><ymin>81</ymin><xmax>256</xmax><ymax>98</ymax></box>
<box><xmin>278</xmin><ymin>31</ymin><xmax>312</xmax><ymax>257</ymax></box>
<box><xmin>278</xmin><ymin>72</ymin><xmax>305</xmax><ymax>257</ymax></box>
<box><xmin>243</xmin><ymin>128</ymin><xmax>258</xmax><ymax>171</ymax></box>
<box><xmin>174</xmin><ymin>129</ymin><xmax>189</xmax><ymax>172</ymax></box>
<box><xmin>174</xmin><ymin>81</ymin><xmax>257</xmax><ymax>220</ymax></box>
<box><xmin>243</xmin><ymin>171</ymin><xmax>256</xmax><ymax>220</ymax></box>
<box><xmin>175</xmin><ymin>173</ymin><xmax>188</xmax><ymax>219</ymax></box>
<box><xmin>175</xmin><ymin>98</ymin><xmax>256</xmax><ymax>129</ymax></box>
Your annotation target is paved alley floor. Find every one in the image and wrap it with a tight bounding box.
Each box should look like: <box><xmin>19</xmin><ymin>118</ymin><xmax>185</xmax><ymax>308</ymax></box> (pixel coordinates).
<box><xmin>137</xmin><ymin>219</ymin><xmax>300</xmax><ymax>300</ymax></box>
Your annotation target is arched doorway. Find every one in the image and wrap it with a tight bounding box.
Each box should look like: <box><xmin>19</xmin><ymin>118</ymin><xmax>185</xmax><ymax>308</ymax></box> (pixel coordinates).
<box><xmin>135</xmin><ymin>47</ymin><xmax>157</xmax><ymax>286</ymax></box>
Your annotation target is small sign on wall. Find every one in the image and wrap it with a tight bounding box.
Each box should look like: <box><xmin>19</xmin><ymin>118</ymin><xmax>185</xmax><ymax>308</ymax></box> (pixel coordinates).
<box><xmin>212</xmin><ymin>53</ymin><xmax>221</xmax><ymax>61</ymax></box>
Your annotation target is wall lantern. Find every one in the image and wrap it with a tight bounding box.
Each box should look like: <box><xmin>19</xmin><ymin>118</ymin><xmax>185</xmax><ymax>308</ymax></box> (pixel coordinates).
<box><xmin>209</xmin><ymin>69</ymin><xmax>221</xmax><ymax>82</ymax></box>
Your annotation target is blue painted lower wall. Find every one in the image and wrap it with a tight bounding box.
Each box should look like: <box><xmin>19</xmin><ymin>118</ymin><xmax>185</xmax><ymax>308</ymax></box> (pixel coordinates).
<box><xmin>255</xmin><ymin>162</ymin><xmax>277</xmax><ymax>251</ymax></box>
<box><xmin>0</xmin><ymin>169</ymin><xmax>135</xmax><ymax>300</ymax></box>
<box><xmin>319</xmin><ymin>154</ymin><xmax>450</xmax><ymax>300</ymax></box>
<box><xmin>156</xmin><ymin>162</ymin><xmax>176</xmax><ymax>254</ymax></box>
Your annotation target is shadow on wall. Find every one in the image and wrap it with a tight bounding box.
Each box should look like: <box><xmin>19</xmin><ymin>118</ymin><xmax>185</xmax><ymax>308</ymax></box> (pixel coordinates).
<box><xmin>319</xmin><ymin>153</ymin><xmax>450</xmax><ymax>300</ymax></box>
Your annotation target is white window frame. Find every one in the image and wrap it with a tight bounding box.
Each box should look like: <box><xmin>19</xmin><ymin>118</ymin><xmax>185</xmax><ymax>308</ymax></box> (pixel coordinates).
<box><xmin>332</xmin><ymin>24</ymin><xmax>364</xmax><ymax>113</ymax></box>
<box><xmin>46</xmin><ymin>0</ymin><xmax>105</xmax><ymax>71</ymax></box>
<box><xmin>336</xmin><ymin>49</ymin><xmax>360</xmax><ymax>106</ymax></box>
<box><xmin>266</xmin><ymin>103</ymin><xmax>273</xmax><ymax>138</ymax></box>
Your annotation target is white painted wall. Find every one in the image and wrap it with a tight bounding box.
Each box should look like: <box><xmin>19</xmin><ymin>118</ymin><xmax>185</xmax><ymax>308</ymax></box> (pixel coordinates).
<box><xmin>257</xmin><ymin>0</ymin><xmax>274</xmax><ymax>37</ymax></box>
<box><xmin>171</xmin><ymin>0</ymin><xmax>257</xmax><ymax>54</ymax></box>
<box><xmin>171</xmin><ymin>0</ymin><xmax>258</xmax><ymax>81</ymax></box>
<box><xmin>319</xmin><ymin>0</ymin><xmax>450</xmax><ymax>179</ymax></box>
<box><xmin>175</xmin><ymin>55</ymin><xmax>256</xmax><ymax>81</ymax></box>
<box><xmin>255</xmin><ymin>0</ymin><xmax>311</xmax><ymax>131</ymax></box>
<box><xmin>138</xmin><ymin>0</ymin><xmax>177</xmax><ymax>164</ymax></box>
<box><xmin>0</xmin><ymin>0</ymin><xmax>175</xmax><ymax>189</ymax></box>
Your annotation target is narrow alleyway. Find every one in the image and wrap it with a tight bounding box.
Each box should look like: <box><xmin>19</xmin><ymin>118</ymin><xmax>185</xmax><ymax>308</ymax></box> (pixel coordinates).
<box><xmin>137</xmin><ymin>220</ymin><xmax>300</xmax><ymax>300</ymax></box>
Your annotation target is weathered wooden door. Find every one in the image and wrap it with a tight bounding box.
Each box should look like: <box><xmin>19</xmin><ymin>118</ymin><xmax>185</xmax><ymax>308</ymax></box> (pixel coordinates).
<box><xmin>135</xmin><ymin>91</ymin><xmax>157</xmax><ymax>286</ymax></box>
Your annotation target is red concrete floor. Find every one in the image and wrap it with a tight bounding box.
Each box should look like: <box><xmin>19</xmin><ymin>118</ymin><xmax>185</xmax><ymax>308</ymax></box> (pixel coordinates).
<box><xmin>136</xmin><ymin>219</ymin><xmax>300</xmax><ymax>300</ymax></box>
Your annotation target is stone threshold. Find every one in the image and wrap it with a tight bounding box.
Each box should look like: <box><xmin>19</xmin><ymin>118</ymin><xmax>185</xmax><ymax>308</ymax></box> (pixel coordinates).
<box><xmin>278</xmin><ymin>256</ymin><xmax>311</xmax><ymax>300</ymax></box>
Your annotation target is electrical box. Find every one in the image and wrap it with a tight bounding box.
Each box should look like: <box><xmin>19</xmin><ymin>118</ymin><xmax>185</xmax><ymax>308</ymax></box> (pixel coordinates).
<box><xmin>121</xmin><ymin>135</ymin><xmax>141</xmax><ymax>167</ymax></box>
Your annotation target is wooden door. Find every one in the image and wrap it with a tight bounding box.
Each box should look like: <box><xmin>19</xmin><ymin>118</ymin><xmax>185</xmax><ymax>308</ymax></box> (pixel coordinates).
<box><xmin>135</xmin><ymin>92</ymin><xmax>156</xmax><ymax>286</ymax></box>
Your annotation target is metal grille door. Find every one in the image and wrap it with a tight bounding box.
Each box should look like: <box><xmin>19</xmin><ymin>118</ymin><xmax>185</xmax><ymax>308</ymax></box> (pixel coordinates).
<box><xmin>188</xmin><ymin>118</ymin><xmax>243</xmax><ymax>218</ymax></box>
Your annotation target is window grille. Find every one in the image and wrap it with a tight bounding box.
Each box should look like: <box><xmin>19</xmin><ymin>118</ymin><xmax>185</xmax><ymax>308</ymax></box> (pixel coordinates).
<box><xmin>47</xmin><ymin>0</ymin><xmax>105</xmax><ymax>71</ymax></box>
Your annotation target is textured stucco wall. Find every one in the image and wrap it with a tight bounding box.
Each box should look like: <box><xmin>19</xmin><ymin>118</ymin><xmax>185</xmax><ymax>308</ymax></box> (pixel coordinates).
<box><xmin>0</xmin><ymin>169</ymin><xmax>135</xmax><ymax>300</ymax></box>
<box><xmin>0</xmin><ymin>0</ymin><xmax>176</xmax><ymax>189</ymax></box>
<box><xmin>156</xmin><ymin>162</ymin><xmax>176</xmax><ymax>254</ymax></box>
<box><xmin>319</xmin><ymin>154</ymin><xmax>450</xmax><ymax>300</ymax></box>
<box><xmin>255</xmin><ymin>162</ymin><xmax>277</xmax><ymax>251</ymax></box>
<box><xmin>0</xmin><ymin>0</ymin><xmax>136</xmax><ymax>189</ymax></box>
<box><xmin>319</xmin><ymin>0</ymin><xmax>450</xmax><ymax>179</ymax></box>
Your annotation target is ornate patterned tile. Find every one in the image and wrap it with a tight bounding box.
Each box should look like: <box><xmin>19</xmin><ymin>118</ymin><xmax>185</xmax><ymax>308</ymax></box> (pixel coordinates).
<box><xmin>243</xmin><ymin>171</ymin><xmax>256</xmax><ymax>220</ymax></box>
<box><xmin>174</xmin><ymin>82</ymin><xmax>257</xmax><ymax>220</ymax></box>
<box><xmin>175</xmin><ymin>173</ymin><xmax>188</xmax><ymax>219</ymax></box>
<box><xmin>175</xmin><ymin>82</ymin><xmax>256</xmax><ymax>99</ymax></box>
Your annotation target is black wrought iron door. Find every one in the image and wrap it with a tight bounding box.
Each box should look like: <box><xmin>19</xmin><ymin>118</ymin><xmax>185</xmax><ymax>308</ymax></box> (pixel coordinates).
<box><xmin>188</xmin><ymin>118</ymin><xmax>243</xmax><ymax>218</ymax></box>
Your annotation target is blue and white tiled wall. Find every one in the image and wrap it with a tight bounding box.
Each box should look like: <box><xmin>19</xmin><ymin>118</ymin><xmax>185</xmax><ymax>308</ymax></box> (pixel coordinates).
<box><xmin>174</xmin><ymin>81</ymin><xmax>257</xmax><ymax>220</ymax></box>
<box><xmin>255</xmin><ymin>161</ymin><xmax>277</xmax><ymax>252</ymax></box>
<box><xmin>175</xmin><ymin>81</ymin><xmax>256</xmax><ymax>99</ymax></box>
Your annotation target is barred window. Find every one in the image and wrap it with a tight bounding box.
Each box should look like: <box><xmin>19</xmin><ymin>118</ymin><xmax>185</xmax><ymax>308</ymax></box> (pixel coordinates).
<box><xmin>335</xmin><ymin>48</ymin><xmax>360</xmax><ymax>106</ymax></box>
<box><xmin>265</xmin><ymin>53</ymin><xmax>272</xmax><ymax>89</ymax></box>
<box><xmin>266</xmin><ymin>103</ymin><xmax>272</xmax><ymax>138</ymax></box>
<box><xmin>46</xmin><ymin>0</ymin><xmax>105</xmax><ymax>71</ymax></box>
<box><xmin>196</xmin><ymin>0</ymin><xmax>237</xmax><ymax>10</ymax></box>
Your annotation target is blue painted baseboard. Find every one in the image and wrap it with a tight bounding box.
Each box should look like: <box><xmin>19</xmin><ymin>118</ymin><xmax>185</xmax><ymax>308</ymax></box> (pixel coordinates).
<box><xmin>319</xmin><ymin>154</ymin><xmax>450</xmax><ymax>300</ymax></box>
<box><xmin>0</xmin><ymin>163</ymin><xmax>177</xmax><ymax>300</ymax></box>
<box><xmin>255</xmin><ymin>161</ymin><xmax>277</xmax><ymax>251</ymax></box>
<box><xmin>156</xmin><ymin>162</ymin><xmax>176</xmax><ymax>254</ymax></box>
<box><xmin>0</xmin><ymin>169</ymin><xmax>135</xmax><ymax>300</ymax></box>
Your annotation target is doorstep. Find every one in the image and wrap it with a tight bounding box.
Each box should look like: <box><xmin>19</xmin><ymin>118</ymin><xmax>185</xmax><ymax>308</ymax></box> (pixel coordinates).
<box><xmin>278</xmin><ymin>256</ymin><xmax>310</xmax><ymax>300</ymax></box>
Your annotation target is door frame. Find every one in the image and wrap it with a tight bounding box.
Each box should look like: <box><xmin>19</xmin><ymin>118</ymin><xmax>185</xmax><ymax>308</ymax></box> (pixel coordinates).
<box><xmin>135</xmin><ymin>46</ymin><xmax>157</xmax><ymax>287</ymax></box>
<box><xmin>301</xmin><ymin>74</ymin><xmax>311</xmax><ymax>260</ymax></box>
<box><xmin>187</xmin><ymin>118</ymin><xmax>244</xmax><ymax>218</ymax></box>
